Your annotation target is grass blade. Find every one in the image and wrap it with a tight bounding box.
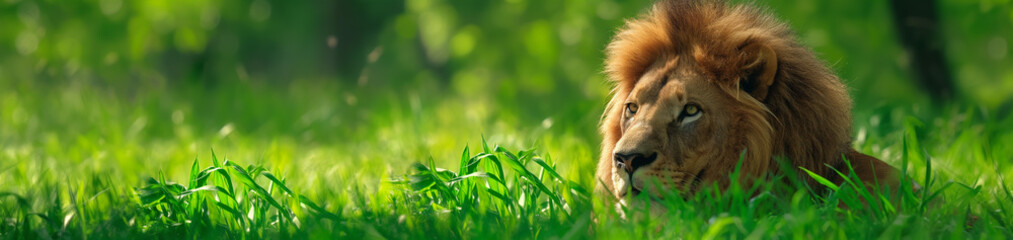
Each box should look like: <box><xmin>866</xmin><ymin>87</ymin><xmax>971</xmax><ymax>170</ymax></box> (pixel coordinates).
<box><xmin>188</xmin><ymin>156</ymin><xmax>200</xmax><ymax>189</ymax></box>
<box><xmin>262</xmin><ymin>172</ymin><xmax>294</xmax><ymax>196</ymax></box>
<box><xmin>298</xmin><ymin>196</ymin><xmax>341</xmax><ymax>221</ymax></box>
<box><xmin>800</xmin><ymin>167</ymin><xmax>839</xmax><ymax>191</ymax></box>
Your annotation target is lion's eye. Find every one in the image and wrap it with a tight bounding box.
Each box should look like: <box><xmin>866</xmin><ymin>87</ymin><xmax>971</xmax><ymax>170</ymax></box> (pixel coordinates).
<box><xmin>679</xmin><ymin>104</ymin><xmax>703</xmax><ymax>126</ymax></box>
<box><xmin>683</xmin><ymin>104</ymin><xmax>700</xmax><ymax>116</ymax></box>
<box><xmin>625</xmin><ymin>103</ymin><xmax>639</xmax><ymax>116</ymax></box>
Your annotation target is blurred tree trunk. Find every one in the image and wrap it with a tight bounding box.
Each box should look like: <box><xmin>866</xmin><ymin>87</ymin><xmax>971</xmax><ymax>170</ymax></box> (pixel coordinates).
<box><xmin>331</xmin><ymin>0</ymin><xmax>403</xmax><ymax>80</ymax></box>
<box><xmin>889</xmin><ymin>0</ymin><xmax>955</xmax><ymax>101</ymax></box>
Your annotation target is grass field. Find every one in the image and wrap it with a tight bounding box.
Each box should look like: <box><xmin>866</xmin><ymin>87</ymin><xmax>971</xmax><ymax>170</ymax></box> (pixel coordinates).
<box><xmin>3</xmin><ymin>0</ymin><xmax>1013</xmax><ymax>239</ymax></box>
<box><xmin>2</xmin><ymin>79</ymin><xmax>1013</xmax><ymax>239</ymax></box>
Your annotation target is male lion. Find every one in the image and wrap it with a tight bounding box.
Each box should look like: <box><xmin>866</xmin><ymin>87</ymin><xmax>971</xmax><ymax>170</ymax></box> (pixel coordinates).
<box><xmin>596</xmin><ymin>0</ymin><xmax>903</xmax><ymax>203</ymax></box>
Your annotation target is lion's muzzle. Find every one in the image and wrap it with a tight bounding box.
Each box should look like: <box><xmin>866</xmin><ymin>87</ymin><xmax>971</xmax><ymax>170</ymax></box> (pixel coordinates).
<box><xmin>614</xmin><ymin>152</ymin><xmax>657</xmax><ymax>176</ymax></box>
<box><xmin>612</xmin><ymin>147</ymin><xmax>659</xmax><ymax>197</ymax></box>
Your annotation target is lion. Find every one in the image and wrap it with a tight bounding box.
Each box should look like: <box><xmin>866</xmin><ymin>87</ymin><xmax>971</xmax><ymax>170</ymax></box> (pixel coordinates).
<box><xmin>595</xmin><ymin>0</ymin><xmax>903</xmax><ymax>204</ymax></box>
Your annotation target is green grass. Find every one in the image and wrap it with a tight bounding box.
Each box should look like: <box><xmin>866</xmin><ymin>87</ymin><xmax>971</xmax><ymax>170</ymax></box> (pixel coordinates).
<box><xmin>2</xmin><ymin>81</ymin><xmax>1013</xmax><ymax>239</ymax></box>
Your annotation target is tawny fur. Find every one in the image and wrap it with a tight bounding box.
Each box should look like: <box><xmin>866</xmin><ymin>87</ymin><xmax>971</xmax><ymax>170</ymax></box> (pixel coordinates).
<box><xmin>596</xmin><ymin>0</ymin><xmax>900</xmax><ymax>200</ymax></box>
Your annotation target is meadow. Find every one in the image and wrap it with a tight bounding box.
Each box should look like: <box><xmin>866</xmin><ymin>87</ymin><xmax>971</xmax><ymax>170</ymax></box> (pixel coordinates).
<box><xmin>2</xmin><ymin>0</ymin><xmax>1013</xmax><ymax>239</ymax></box>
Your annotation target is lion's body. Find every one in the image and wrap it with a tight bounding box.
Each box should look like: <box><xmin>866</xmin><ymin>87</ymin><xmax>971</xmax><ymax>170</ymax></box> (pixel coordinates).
<box><xmin>596</xmin><ymin>0</ymin><xmax>901</xmax><ymax>202</ymax></box>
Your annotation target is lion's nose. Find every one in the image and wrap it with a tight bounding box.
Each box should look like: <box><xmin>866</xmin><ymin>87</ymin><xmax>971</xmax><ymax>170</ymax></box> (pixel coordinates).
<box><xmin>613</xmin><ymin>152</ymin><xmax>658</xmax><ymax>175</ymax></box>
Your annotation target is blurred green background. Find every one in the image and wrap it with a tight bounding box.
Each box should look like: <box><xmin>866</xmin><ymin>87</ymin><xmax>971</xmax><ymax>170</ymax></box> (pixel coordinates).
<box><xmin>1</xmin><ymin>0</ymin><xmax>1012</xmax><ymax>203</ymax></box>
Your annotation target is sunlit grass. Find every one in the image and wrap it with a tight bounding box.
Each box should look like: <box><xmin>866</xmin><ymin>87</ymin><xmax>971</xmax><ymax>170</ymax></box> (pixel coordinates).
<box><xmin>2</xmin><ymin>82</ymin><xmax>1013</xmax><ymax>238</ymax></box>
<box><xmin>3</xmin><ymin>133</ymin><xmax>1010</xmax><ymax>238</ymax></box>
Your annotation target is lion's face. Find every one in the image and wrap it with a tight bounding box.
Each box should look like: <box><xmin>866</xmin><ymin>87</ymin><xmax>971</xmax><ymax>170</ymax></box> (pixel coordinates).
<box><xmin>598</xmin><ymin>0</ymin><xmax>902</xmax><ymax>205</ymax></box>
<box><xmin>606</xmin><ymin>55</ymin><xmax>775</xmax><ymax>201</ymax></box>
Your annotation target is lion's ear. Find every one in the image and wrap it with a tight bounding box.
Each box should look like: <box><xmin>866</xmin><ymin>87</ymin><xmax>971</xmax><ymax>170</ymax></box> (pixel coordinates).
<box><xmin>739</xmin><ymin>44</ymin><xmax>778</xmax><ymax>100</ymax></box>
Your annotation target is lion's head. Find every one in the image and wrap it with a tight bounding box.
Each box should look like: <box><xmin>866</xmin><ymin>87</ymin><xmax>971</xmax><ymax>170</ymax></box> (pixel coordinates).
<box><xmin>596</xmin><ymin>0</ymin><xmax>877</xmax><ymax>202</ymax></box>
